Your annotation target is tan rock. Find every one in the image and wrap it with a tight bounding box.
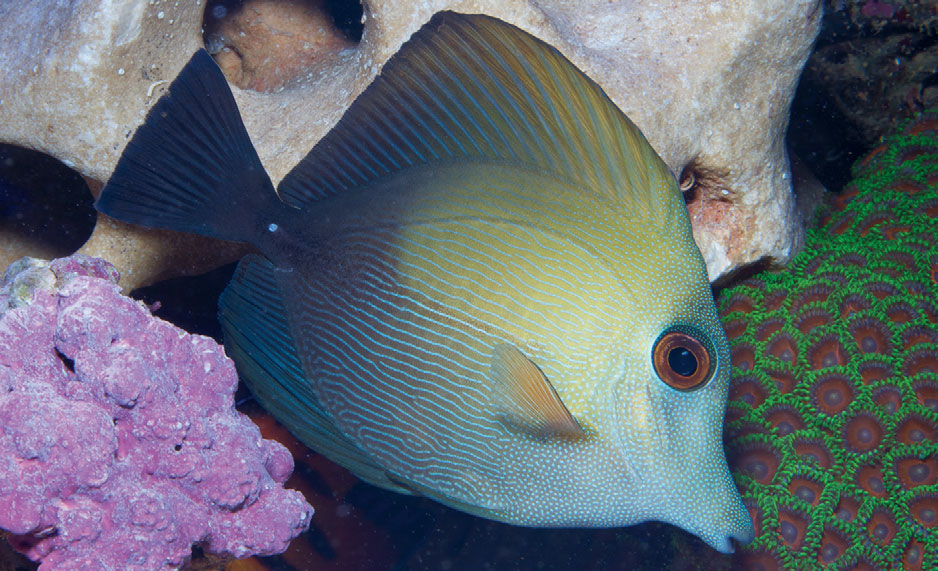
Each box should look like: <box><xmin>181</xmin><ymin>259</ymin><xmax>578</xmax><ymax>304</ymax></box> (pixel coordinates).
<box><xmin>0</xmin><ymin>0</ymin><xmax>822</xmax><ymax>290</ymax></box>
<box><xmin>204</xmin><ymin>0</ymin><xmax>359</xmax><ymax>93</ymax></box>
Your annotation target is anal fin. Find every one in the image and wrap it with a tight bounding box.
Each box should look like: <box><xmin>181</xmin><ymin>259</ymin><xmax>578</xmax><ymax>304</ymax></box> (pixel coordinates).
<box><xmin>384</xmin><ymin>471</ymin><xmax>508</xmax><ymax>521</ymax></box>
<box><xmin>219</xmin><ymin>254</ymin><xmax>407</xmax><ymax>493</ymax></box>
<box><xmin>489</xmin><ymin>344</ymin><xmax>585</xmax><ymax>439</ymax></box>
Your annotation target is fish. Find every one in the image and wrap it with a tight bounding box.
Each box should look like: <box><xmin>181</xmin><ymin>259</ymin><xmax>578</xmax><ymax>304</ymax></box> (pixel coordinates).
<box><xmin>96</xmin><ymin>11</ymin><xmax>754</xmax><ymax>553</ymax></box>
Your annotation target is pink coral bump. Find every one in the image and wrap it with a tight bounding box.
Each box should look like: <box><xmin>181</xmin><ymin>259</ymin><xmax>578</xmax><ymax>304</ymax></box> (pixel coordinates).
<box><xmin>0</xmin><ymin>255</ymin><xmax>313</xmax><ymax>569</ymax></box>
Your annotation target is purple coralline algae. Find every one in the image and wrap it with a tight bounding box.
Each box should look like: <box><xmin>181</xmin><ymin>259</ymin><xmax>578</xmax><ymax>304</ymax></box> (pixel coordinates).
<box><xmin>0</xmin><ymin>255</ymin><xmax>313</xmax><ymax>570</ymax></box>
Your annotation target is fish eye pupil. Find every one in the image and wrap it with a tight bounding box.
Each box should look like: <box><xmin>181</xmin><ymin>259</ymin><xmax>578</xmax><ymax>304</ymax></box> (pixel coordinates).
<box><xmin>668</xmin><ymin>347</ymin><xmax>697</xmax><ymax>377</ymax></box>
<box><xmin>652</xmin><ymin>328</ymin><xmax>712</xmax><ymax>391</ymax></box>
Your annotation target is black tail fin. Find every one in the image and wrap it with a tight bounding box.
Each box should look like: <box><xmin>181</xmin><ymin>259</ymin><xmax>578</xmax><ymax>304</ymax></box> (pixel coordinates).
<box><xmin>96</xmin><ymin>49</ymin><xmax>277</xmax><ymax>244</ymax></box>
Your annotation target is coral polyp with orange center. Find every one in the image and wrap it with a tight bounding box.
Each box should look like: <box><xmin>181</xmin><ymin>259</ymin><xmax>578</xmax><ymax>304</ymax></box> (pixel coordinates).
<box><xmin>767</xmin><ymin>368</ymin><xmax>799</xmax><ymax>395</ymax></box>
<box><xmin>790</xmin><ymin>434</ymin><xmax>835</xmax><ymax>468</ymax></box>
<box><xmin>810</xmin><ymin>372</ymin><xmax>854</xmax><ymax>416</ymax></box>
<box><xmin>765</xmin><ymin>331</ymin><xmax>800</xmax><ymax>365</ymax></box>
<box><xmin>896</xmin><ymin>413</ymin><xmax>938</xmax><ymax>445</ymax></box>
<box><xmin>729</xmin><ymin>440</ymin><xmax>783</xmax><ymax>485</ymax></box>
<box><xmin>755</xmin><ymin>316</ymin><xmax>786</xmax><ymax>343</ymax></box>
<box><xmin>872</xmin><ymin>385</ymin><xmax>903</xmax><ymax>414</ymax></box>
<box><xmin>776</xmin><ymin>506</ymin><xmax>811</xmax><ymax>551</ymax></box>
<box><xmin>837</xmin><ymin>292</ymin><xmax>872</xmax><ymax>319</ymax></box>
<box><xmin>764</xmin><ymin>404</ymin><xmax>807</xmax><ymax>437</ymax></box>
<box><xmin>867</xmin><ymin>507</ymin><xmax>900</xmax><ymax>546</ymax></box>
<box><xmin>858</xmin><ymin>357</ymin><xmax>894</xmax><ymax>385</ymax></box>
<box><xmin>720</xmin><ymin>289</ymin><xmax>759</xmax><ymax>315</ymax></box>
<box><xmin>848</xmin><ymin>316</ymin><xmax>894</xmax><ymax>356</ymax></box>
<box><xmin>729</xmin><ymin>374</ymin><xmax>769</xmax><ymax>408</ymax></box>
<box><xmin>730</xmin><ymin>342</ymin><xmax>757</xmax><ymax>372</ymax></box>
<box><xmin>817</xmin><ymin>524</ymin><xmax>851</xmax><ymax>565</ymax></box>
<box><xmin>904</xmin><ymin>347</ymin><xmax>938</xmax><ymax>378</ymax></box>
<box><xmin>855</xmin><ymin>463</ymin><xmax>888</xmax><ymax>498</ymax></box>
<box><xmin>786</xmin><ymin>471</ymin><xmax>827</xmax><ymax>507</ymax></box>
<box><xmin>903</xmin><ymin>538</ymin><xmax>928</xmax><ymax>570</ymax></box>
<box><xmin>912</xmin><ymin>379</ymin><xmax>938</xmax><ymax>411</ymax></box>
<box><xmin>806</xmin><ymin>333</ymin><xmax>850</xmax><ymax>369</ymax></box>
<box><xmin>719</xmin><ymin>112</ymin><xmax>938</xmax><ymax>569</ymax></box>
<box><xmin>834</xmin><ymin>494</ymin><xmax>861</xmax><ymax>523</ymax></box>
<box><xmin>909</xmin><ymin>492</ymin><xmax>938</xmax><ymax>528</ymax></box>
<box><xmin>794</xmin><ymin>307</ymin><xmax>833</xmax><ymax>335</ymax></box>
<box><xmin>843</xmin><ymin>411</ymin><xmax>887</xmax><ymax>454</ymax></box>
<box><xmin>790</xmin><ymin>283</ymin><xmax>836</xmax><ymax>314</ymax></box>
<box><xmin>894</xmin><ymin>455</ymin><xmax>938</xmax><ymax>489</ymax></box>
<box><xmin>763</xmin><ymin>288</ymin><xmax>788</xmax><ymax>312</ymax></box>
<box><xmin>884</xmin><ymin>300</ymin><xmax>918</xmax><ymax>324</ymax></box>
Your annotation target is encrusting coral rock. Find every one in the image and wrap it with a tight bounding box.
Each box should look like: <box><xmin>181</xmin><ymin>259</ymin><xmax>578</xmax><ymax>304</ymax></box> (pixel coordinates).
<box><xmin>718</xmin><ymin>112</ymin><xmax>938</xmax><ymax>569</ymax></box>
<box><xmin>0</xmin><ymin>255</ymin><xmax>313</xmax><ymax>569</ymax></box>
<box><xmin>0</xmin><ymin>0</ymin><xmax>822</xmax><ymax>290</ymax></box>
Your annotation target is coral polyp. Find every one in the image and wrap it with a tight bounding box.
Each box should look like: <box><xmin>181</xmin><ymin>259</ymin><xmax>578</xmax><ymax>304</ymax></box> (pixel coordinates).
<box><xmin>719</xmin><ymin>112</ymin><xmax>938</xmax><ymax>568</ymax></box>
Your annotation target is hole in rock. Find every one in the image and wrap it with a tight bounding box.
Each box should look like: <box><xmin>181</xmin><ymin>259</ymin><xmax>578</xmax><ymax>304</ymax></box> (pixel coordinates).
<box><xmin>0</xmin><ymin>144</ymin><xmax>96</xmax><ymax>270</ymax></box>
<box><xmin>679</xmin><ymin>160</ymin><xmax>731</xmax><ymax>206</ymax></box>
<box><xmin>202</xmin><ymin>0</ymin><xmax>364</xmax><ymax>93</ymax></box>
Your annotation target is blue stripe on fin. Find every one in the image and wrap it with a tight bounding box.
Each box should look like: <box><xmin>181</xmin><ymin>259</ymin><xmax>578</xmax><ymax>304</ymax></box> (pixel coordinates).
<box><xmin>219</xmin><ymin>254</ymin><xmax>406</xmax><ymax>493</ymax></box>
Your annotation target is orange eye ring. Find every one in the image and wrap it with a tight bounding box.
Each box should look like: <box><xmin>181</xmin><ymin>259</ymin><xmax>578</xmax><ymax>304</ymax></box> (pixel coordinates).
<box><xmin>652</xmin><ymin>329</ymin><xmax>712</xmax><ymax>391</ymax></box>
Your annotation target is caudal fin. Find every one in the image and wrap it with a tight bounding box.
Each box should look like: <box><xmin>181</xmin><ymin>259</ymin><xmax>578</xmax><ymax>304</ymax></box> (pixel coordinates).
<box><xmin>96</xmin><ymin>49</ymin><xmax>277</xmax><ymax>244</ymax></box>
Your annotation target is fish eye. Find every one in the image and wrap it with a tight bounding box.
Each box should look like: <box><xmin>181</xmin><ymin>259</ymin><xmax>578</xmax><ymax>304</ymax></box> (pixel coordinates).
<box><xmin>652</xmin><ymin>327</ymin><xmax>713</xmax><ymax>391</ymax></box>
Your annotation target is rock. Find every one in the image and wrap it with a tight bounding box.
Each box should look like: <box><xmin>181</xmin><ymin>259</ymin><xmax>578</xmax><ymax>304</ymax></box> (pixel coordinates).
<box><xmin>0</xmin><ymin>0</ymin><xmax>821</xmax><ymax>288</ymax></box>
<box><xmin>0</xmin><ymin>254</ymin><xmax>313</xmax><ymax>568</ymax></box>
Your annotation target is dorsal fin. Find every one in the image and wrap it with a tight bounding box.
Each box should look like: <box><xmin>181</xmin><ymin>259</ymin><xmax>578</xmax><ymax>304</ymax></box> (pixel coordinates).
<box><xmin>277</xmin><ymin>11</ymin><xmax>678</xmax><ymax>225</ymax></box>
<box><xmin>489</xmin><ymin>344</ymin><xmax>585</xmax><ymax>439</ymax></box>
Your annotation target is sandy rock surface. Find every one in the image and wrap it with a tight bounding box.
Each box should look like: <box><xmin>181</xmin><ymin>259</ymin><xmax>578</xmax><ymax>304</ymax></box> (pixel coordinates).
<box><xmin>0</xmin><ymin>0</ymin><xmax>822</xmax><ymax>289</ymax></box>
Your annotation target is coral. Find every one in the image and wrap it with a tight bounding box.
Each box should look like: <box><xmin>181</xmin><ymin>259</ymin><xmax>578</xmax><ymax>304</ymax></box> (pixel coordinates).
<box><xmin>0</xmin><ymin>0</ymin><xmax>822</xmax><ymax>289</ymax></box>
<box><xmin>719</xmin><ymin>112</ymin><xmax>938</xmax><ymax>569</ymax></box>
<box><xmin>0</xmin><ymin>255</ymin><xmax>313</xmax><ymax>569</ymax></box>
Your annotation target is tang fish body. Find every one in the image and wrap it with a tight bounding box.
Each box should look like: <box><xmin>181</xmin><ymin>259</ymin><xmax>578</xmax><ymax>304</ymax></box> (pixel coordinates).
<box><xmin>96</xmin><ymin>11</ymin><xmax>754</xmax><ymax>552</ymax></box>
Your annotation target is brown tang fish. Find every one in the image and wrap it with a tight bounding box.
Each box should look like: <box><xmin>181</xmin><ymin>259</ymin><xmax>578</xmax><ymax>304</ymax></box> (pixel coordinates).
<box><xmin>97</xmin><ymin>11</ymin><xmax>754</xmax><ymax>553</ymax></box>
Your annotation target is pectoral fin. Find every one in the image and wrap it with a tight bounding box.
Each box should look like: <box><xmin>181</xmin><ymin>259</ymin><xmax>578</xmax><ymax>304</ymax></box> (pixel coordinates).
<box><xmin>489</xmin><ymin>344</ymin><xmax>585</xmax><ymax>439</ymax></box>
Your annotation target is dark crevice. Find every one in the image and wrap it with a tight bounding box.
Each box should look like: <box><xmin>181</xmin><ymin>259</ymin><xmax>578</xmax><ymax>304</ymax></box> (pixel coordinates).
<box><xmin>131</xmin><ymin>262</ymin><xmax>237</xmax><ymax>343</ymax></box>
<box><xmin>712</xmin><ymin>257</ymin><xmax>776</xmax><ymax>294</ymax></box>
<box><xmin>0</xmin><ymin>144</ymin><xmax>96</xmax><ymax>260</ymax></box>
<box><xmin>55</xmin><ymin>348</ymin><xmax>75</xmax><ymax>373</ymax></box>
<box><xmin>326</xmin><ymin>0</ymin><xmax>364</xmax><ymax>43</ymax></box>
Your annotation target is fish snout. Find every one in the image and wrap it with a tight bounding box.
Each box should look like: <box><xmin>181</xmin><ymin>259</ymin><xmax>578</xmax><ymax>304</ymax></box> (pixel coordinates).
<box><xmin>666</xmin><ymin>469</ymin><xmax>755</xmax><ymax>554</ymax></box>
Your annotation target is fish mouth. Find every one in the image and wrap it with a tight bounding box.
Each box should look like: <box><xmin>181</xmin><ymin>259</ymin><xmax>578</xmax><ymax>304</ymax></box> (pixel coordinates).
<box><xmin>706</xmin><ymin>524</ymin><xmax>756</xmax><ymax>554</ymax></box>
<box><xmin>683</xmin><ymin>484</ymin><xmax>756</xmax><ymax>554</ymax></box>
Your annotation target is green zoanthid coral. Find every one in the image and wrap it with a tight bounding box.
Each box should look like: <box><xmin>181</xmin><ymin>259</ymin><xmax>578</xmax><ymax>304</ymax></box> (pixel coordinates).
<box><xmin>718</xmin><ymin>112</ymin><xmax>938</xmax><ymax>570</ymax></box>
